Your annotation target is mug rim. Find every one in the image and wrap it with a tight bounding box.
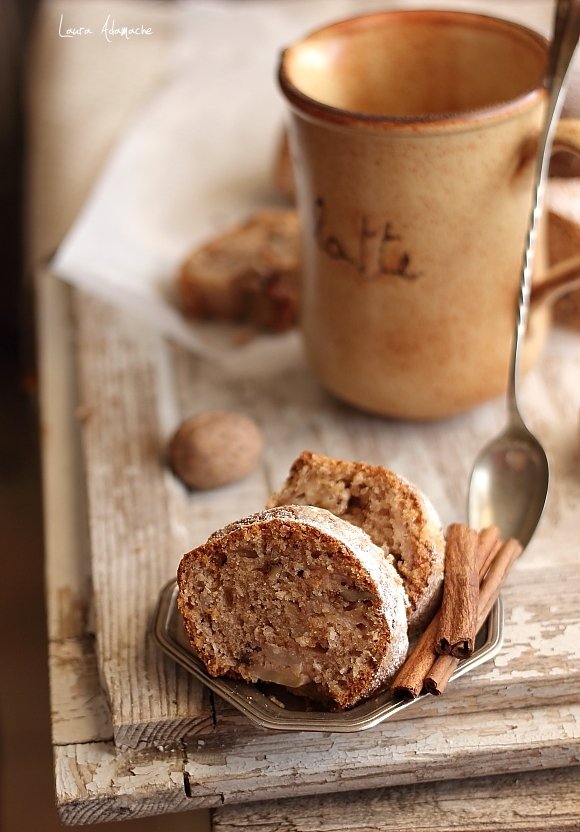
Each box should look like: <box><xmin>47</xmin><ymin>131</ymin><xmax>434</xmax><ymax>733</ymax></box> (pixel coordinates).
<box><xmin>278</xmin><ymin>9</ymin><xmax>548</xmax><ymax>132</ymax></box>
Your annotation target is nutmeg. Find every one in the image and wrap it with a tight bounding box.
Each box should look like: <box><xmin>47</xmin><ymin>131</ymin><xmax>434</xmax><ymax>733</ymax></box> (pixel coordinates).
<box><xmin>168</xmin><ymin>410</ymin><xmax>263</xmax><ymax>490</ymax></box>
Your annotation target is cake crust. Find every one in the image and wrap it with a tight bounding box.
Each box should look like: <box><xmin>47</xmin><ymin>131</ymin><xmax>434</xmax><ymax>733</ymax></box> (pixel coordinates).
<box><xmin>268</xmin><ymin>452</ymin><xmax>445</xmax><ymax>634</ymax></box>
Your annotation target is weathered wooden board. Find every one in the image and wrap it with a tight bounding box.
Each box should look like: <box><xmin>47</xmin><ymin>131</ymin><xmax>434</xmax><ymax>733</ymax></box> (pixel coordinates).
<box><xmin>212</xmin><ymin>765</ymin><xmax>580</xmax><ymax>832</ymax></box>
<box><xmin>53</xmin><ymin>701</ymin><xmax>580</xmax><ymax>824</ymax></box>
<box><xmin>36</xmin><ymin>265</ymin><xmax>212</xmax><ymax>822</ymax></box>
<box><xmin>36</xmin><ymin>270</ymin><xmax>114</xmax><ymax>748</ymax></box>
<box><xmin>54</xmin><ymin>741</ymin><xmax>189</xmax><ymax>826</ymax></box>
<box><xmin>183</xmin><ymin>702</ymin><xmax>580</xmax><ymax>804</ymax></box>
<box><xmin>74</xmin><ymin>292</ymin><xmax>207</xmax><ymax>749</ymax></box>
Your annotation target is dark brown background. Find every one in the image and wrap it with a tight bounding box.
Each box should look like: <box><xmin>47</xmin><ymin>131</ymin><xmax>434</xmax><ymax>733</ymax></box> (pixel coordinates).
<box><xmin>0</xmin><ymin>2</ymin><xmax>58</xmax><ymax>829</ymax></box>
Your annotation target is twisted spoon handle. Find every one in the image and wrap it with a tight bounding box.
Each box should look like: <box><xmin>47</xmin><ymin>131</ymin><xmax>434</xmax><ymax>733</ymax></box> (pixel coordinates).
<box><xmin>508</xmin><ymin>0</ymin><xmax>580</xmax><ymax>422</ymax></box>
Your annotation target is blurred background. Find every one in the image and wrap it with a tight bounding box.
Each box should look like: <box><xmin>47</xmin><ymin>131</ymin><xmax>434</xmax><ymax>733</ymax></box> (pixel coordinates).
<box><xmin>0</xmin><ymin>1</ymin><xmax>50</xmax><ymax>830</ymax></box>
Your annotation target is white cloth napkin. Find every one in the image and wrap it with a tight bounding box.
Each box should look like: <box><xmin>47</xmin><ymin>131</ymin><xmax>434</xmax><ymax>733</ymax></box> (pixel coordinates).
<box><xmin>51</xmin><ymin>0</ymin><xmax>553</xmax><ymax>356</ymax></box>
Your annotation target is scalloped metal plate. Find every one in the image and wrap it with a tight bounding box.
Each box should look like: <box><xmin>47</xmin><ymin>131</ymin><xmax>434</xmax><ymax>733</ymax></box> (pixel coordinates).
<box><xmin>152</xmin><ymin>579</ymin><xmax>503</xmax><ymax>733</ymax></box>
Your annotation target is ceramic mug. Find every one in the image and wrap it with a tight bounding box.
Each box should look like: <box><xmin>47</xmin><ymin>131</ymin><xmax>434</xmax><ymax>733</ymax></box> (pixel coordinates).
<box><xmin>279</xmin><ymin>10</ymin><xmax>580</xmax><ymax>420</ymax></box>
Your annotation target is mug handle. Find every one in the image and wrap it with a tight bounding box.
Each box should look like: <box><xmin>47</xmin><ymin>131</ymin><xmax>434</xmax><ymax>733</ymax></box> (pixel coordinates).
<box><xmin>531</xmin><ymin>118</ymin><xmax>580</xmax><ymax>309</ymax></box>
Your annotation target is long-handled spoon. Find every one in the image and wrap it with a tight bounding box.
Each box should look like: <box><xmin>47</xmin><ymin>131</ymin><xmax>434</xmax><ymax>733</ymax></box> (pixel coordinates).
<box><xmin>468</xmin><ymin>0</ymin><xmax>580</xmax><ymax>545</ymax></box>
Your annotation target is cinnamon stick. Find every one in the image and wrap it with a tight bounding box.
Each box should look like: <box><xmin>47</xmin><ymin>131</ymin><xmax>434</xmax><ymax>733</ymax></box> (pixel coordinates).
<box><xmin>436</xmin><ymin>524</ymin><xmax>480</xmax><ymax>658</ymax></box>
<box><xmin>477</xmin><ymin>537</ymin><xmax>523</xmax><ymax>621</ymax></box>
<box><xmin>422</xmin><ymin>526</ymin><xmax>502</xmax><ymax>695</ymax></box>
<box><xmin>425</xmin><ymin>536</ymin><xmax>523</xmax><ymax>695</ymax></box>
<box><xmin>392</xmin><ymin>525</ymin><xmax>500</xmax><ymax>698</ymax></box>
<box><xmin>476</xmin><ymin>526</ymin><xmax>502</xmax><ymax>577</ymax></box>
<box><xmin>391</xmin><ymin>612</ymin><xmax>440</xmax><ymax>699</ymax></box>
<box><xmin>423</xmin><ymin>653</ymin><xmax>457</xmax><ymax>696</ymax></box>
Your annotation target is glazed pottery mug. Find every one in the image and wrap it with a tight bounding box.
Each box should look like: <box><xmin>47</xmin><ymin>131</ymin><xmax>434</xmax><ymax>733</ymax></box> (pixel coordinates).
<box><xmin>279</xmin><ymin>10</ymin><xmax>580</xmax><ymax>420</ymax></box>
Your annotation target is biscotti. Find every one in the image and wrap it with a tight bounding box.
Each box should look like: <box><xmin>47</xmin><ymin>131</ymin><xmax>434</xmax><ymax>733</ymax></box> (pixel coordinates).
<box><xmin>177</xmin><ymin>505</ymin><xmax>409</xmax><ymax>709</ymax></box>
<box><xmin>268</xmin><ymin>451</ymin><xmax>445</xmax><ymax>634</ymax></box>
<box><xmin>178</xmin><ymin>209</ymin><xmax>300</xmax><ymax>332</ymax></box>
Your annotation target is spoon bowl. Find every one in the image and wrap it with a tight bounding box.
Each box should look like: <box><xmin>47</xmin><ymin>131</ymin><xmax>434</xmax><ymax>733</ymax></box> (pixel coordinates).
<box><xmin>467</xmin><ymin>0</ymin><xmax>579</xmax><ymax>542</ymax></box>
<box><xmin>468</xmin><ymin>420</ymin><xmax>549</xmax><ymax>547</ymax></box>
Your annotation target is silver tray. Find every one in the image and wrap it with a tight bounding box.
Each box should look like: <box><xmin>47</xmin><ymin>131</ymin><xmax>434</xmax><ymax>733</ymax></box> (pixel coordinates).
<box><xmin>152</xmin><ymin>579</ymin><xmax>503</xmax><ymax>733</ymax></box>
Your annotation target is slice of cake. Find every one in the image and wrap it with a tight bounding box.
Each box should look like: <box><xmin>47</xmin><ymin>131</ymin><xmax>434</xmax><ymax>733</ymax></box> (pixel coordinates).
<box><xmin>177</xmin><ymin>505</ymin><xmax>409</xmax><ymax>709</ymax></box>
<box><xmin>178</xmin><ymin>209</ymin><xmax>300</xmax><ymax>333</ymax></box>
<box><xmin>268</xmin><ymin>452</ymin><xmax>445</xmax><ymax>634</ymax></box>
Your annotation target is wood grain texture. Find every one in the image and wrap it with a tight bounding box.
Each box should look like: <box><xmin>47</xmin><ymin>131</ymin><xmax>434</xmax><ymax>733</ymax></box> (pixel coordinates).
<box><xmin>37</xmin><ymin>276</ymin><xmax>93</xmax><ymax>645</ymax></box>
<box><xmin>74</xmin><ymin>292</ymin><xmax>207</xmax><ymax>748</ymax></box>
<box><xmin>37</xmin><ymin>271</ymin><xmax>115</xmax><ymax>750</ymax></box>
<box><xmin>212</xmin><ymin>765</ymin><xmax>580</xmax><ymax>832</ymax></box>
<box><xmin>51</xmin><ymin>702</ymin><xmax>580</xmax><ymax>824</ymax></box>
<box><xmin>50</xmin><ymin>636</ymin><xmax>113</xmax><ymax>745</ymax></box>
<box><xmin>184</xmin><ymin>703</ymin><xmax>580</xmax><ymax>805</ymax></box>
<box><xmin>55</xmin><ymin>742</ymin><xmax>190</xmax><ymax>826</ymax></box>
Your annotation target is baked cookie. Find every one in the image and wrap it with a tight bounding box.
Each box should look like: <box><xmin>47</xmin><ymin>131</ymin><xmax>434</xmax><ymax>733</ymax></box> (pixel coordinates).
<box><xmin>178</xmin><ymin>209</ymin><xmax>300</xmax><ymax>332</ymax></box>
<box><xmin>177</xmin><ymin>505</ymin><xmax>409</xmax><ymax>709</ymax></box>
<box><xmin>268</xmin><ymin>451</ymin><xmax>445</xmax><ymax>634</ymax></box>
